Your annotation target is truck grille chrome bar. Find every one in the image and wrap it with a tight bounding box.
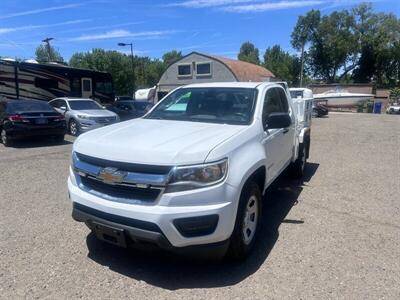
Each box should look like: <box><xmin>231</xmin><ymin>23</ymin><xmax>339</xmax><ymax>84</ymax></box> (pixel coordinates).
<box><xmin>72</xmin><ymin>152</ymin><xmax>171</xmax><ymax>202</ymax></box>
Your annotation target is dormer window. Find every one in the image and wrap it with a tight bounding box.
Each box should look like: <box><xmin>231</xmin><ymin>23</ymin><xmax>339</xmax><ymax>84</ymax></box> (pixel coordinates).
<box><xmin>196</xmin><ymin>62</ymin><xmax>211</xmax><ymax>76</ymax></box>
<box><xmin>178</xmin><ymin>64</ymin><xmax>192</xmax><ymax>77</ymax></box>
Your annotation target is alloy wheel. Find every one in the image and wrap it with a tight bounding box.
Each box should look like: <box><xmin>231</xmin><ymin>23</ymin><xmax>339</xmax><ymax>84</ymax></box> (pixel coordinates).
<box><xmin>242</xmin><ymin>195</ymin><xmax>258</xmax><ymax>245</ymax></box>
<box><xmin>70</xmin><ymin>121</ymin><xmax>78</xmax><ymax>136</ymax></box>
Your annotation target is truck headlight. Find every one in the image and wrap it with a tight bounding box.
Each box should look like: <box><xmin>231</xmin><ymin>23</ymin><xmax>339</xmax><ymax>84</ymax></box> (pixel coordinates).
<box><xmin>166</xmin><ymin>159</ymin><xmax>228</xmax><ymax>193</ymax></box>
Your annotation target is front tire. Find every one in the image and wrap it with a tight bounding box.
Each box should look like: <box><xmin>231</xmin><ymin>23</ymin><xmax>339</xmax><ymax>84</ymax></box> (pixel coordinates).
<box><xmin>227</xmin><ymin>181</ymin><xmax>262</xmax><ymax>260</ymax></box>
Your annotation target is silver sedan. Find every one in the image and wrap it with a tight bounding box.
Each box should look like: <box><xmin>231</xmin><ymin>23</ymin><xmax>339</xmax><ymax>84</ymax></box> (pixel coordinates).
<box><xmin>49</xmin><ymin>98</ymin><xmax>119</xmax><ymax>136</ymax></box>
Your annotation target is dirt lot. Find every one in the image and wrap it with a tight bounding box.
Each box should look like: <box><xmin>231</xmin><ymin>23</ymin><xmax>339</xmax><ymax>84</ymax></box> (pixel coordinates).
<box><xmin>0</xmin><ymin>113</ymin><xmax>399</xmax><ymax>299</ymax></box>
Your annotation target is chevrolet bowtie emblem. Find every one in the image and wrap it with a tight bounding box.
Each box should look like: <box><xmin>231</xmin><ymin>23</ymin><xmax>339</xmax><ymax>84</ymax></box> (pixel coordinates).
<box><xmin>98</xmin><ymin>167</ymin><xmax>127</xmax><ymax>184</ymax></box>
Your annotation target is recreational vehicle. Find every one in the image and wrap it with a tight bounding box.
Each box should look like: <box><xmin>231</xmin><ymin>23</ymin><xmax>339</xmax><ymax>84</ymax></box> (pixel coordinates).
<box><xmin>0</xmin><ymin>59</ymin><xmax>114</xmax><ymax>103</ymax></box>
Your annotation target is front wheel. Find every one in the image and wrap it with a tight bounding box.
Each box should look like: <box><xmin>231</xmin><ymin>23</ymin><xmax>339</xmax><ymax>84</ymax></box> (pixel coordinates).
<box><xmin>227</xmin><ymin>182</ymin><xmax>262</xmax><ymax>260</ymax></box>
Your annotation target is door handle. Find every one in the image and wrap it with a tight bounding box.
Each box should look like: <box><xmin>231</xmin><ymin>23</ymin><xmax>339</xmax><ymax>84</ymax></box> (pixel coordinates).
<box><xmin>283</xmin><ymin>128</ymin><xmax>289</xmax><ymax>134</ymax></box>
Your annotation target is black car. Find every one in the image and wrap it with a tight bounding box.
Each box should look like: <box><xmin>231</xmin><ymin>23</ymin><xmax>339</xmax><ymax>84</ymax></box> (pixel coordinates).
<box><xmin>0</xmin><ymin>99</ymin><xmax>67</xmax><ymax>147</ymax></box>
<box><xmin>107</xmin><ymin>100</ymin><xmax>153</xmax><ymax>121</ymax></box>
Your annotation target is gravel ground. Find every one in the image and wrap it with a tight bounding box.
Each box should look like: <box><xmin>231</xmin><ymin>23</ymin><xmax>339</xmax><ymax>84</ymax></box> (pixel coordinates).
<box><xmin>0</xmin><ymin>113</ymin><xmax>399</xmax><ymax>299</ymax></box>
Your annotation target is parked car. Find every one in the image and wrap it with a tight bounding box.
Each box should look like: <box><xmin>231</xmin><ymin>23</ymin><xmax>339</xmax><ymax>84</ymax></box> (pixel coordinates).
<box><xmin>49</xmin><ymin>98</ymin><xmax>119</xmax><ymax>136</ymax></box>
<box><xmin>0</xmin><ymin>99</ymin><xmax>66</xmax><ymax>147</ymax></box>
<box><xmin>107</xmin><ymin>100</ymin><xmax>154</xmax><ymax>121</ymax></box>
<box><xmin>68</xmin><ymin>82</ymin><xmax>311</xmax><ymax>260</ymax></box>
<box><xmin>386</xmin><ymin>104</ymin><xmax>400</xmax><ymax>114</ymax></box>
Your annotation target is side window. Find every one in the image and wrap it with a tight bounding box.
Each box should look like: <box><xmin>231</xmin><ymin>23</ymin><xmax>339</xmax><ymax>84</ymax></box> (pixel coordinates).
<box><xmin>60</xmin><ymin>100</ymin><xmax>67</xmax><ymax>109</ymax></box>
<box><xmin>262</xmin><ymin>88</ymin><xmax>289</xmax><ymax>128</ymax></box>
<box><xmin>277</xmin><ymin>88</ymin><xmax>289</xmax><ymax>113</ymax></box>
<box><xmin>50</xmin><ymin>100</ymin><xmax>60</xmax><ymax>108</ymax></box>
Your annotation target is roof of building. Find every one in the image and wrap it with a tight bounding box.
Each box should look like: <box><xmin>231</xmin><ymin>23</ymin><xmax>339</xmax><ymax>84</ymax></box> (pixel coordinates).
<box><xmin>176</xmin><ymin>52</ymin><xmax>275</xmax><ymax>82</ymax></box>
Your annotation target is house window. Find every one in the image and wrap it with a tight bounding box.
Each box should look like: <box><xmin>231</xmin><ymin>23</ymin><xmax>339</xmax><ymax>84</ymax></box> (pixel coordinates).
<box><xmin>34</xmin><ymin>78</ymin><xmax>58</xmax><ymax>89</ymax></box>
<box><xmin>178</xmin><ymin>64</ymin><xmax>192</xmax><ymax>77</ymax></box>
<box><xmin>196</xmin><ymin>62</ymin><xmax>211</xmax><ymax>76</ymax></box>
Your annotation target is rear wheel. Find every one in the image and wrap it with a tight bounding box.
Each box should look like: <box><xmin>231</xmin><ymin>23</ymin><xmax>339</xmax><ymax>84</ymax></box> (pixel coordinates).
<box><xmin>227</xmin><ymin>181</ymin><xmax>262</xmax><ymax>260</ymax></box>
<box><xmin>1</xmin><ymin>129</ymin><xmax>12</xmax><ymax>147</ymax></box>
<box><xmin>69</xmin><ymin>119</ymin><xmax>79</xmax><ymax>136</ymax></box>
<box><xmin>289</xmin><ymin>143</ymin><xmax>307</xmax><ymax>179</ymax></box>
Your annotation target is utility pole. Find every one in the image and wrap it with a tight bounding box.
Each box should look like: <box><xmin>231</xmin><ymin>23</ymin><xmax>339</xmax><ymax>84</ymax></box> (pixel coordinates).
<box><xmin>42</xmin><ymin>37</ymin><xmax>54</xmax><ymax>62</ymax></box>
<box><xmin>118</xmin><ymin>42</ymin><xmax>135</xmax><ymax>97</ymax></box>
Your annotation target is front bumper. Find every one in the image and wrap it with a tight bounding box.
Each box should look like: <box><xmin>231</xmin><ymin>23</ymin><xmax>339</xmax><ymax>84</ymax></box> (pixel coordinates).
<box><xmin>68</xmin><ymin>175</ymin><xmax>239</xmax><ymax>248</ymax></box>
<box><xmin>78</xmin><ymin>122</ymin><xmax>115</xmax><ymax>133</ymax></box>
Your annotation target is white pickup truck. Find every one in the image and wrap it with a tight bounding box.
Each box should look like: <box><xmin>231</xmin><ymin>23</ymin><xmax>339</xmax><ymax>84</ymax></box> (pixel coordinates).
<box><xmin>68</xmin><ymin>82</ymin><xmax>311</xmax><ymax>259</ymax></box>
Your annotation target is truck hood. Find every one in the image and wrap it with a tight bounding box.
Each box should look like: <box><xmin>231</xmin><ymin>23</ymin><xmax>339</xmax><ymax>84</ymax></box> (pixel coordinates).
<box><xmin>73</xmin><ymin>119</ymin><xmax>245</xmax><ymax>165</ymax></box>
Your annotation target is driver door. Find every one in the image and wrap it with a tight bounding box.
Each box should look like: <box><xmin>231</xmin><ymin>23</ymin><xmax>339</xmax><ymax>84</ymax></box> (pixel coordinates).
<box><xmin>262</xmin><ymin>87</ymin><xmax>293</xmax><ymax>182</ymax></box>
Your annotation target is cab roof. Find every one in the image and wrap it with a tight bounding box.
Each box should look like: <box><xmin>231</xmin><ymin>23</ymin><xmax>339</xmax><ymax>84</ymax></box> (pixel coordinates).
<box><xmin>181</xmin><ymin>82</ymin><xmax>276</xmax><ymax>89</ymax></box>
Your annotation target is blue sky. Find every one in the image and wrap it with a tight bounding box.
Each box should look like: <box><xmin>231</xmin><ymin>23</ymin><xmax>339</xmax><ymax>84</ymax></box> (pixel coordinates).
<box><xmin>1</xmin><ymin>0</ymin><xmax>399</xmax><ymax>61</ymax></box>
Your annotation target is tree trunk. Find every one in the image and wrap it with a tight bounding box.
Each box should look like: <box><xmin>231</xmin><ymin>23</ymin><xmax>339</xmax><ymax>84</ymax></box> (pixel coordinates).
<box><xmin>300</xmin><ymin>44</ymin><xmax>305</xmax><ymax>87</ymax></box>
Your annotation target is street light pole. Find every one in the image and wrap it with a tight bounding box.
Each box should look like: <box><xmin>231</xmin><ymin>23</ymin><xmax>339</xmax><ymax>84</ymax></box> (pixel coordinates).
<box><xmin>42</xmin><ymin>37</ymin><xmax>54</xmax><ymax>62</ymax></box>
<box><xmin>118</xmin><ymin>42</ymin><xmax>135</xmax><ymax>97</ymax></box>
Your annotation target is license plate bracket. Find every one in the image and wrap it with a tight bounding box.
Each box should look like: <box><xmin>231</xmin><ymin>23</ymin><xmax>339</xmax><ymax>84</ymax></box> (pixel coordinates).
<box><xmin>35</xmin><ymin>118</ymin><xmax>48</xmax><ymax>124</ymax></box>
<box><xmin>92</xmin><ymin>221</ymin><xmax>127</xmax><ymax>248</ymax></box>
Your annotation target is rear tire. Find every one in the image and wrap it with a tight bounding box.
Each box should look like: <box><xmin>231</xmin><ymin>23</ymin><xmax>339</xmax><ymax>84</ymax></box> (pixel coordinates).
<box><xmin>227</xmin><ymin>181</ymin><xmax>262</xmax><ymax>260</ymax></box>
<box><xmin>69</xmin><ymin>119</ymin><xmax>79</xmax><ymax>136</ymax></box>
<box><xmin>289</xmin><ymin>143</ymin><xmax>307</xmax><ymax>179</ymax></box>
<box><xmin>1</xmin><ymin>129</ymin><xmax>12</xmax><ymax>147</ymax></box>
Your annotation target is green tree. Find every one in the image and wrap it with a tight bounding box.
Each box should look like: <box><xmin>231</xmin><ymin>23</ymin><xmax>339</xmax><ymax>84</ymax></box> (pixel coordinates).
<box><xmin>238</xmin><ymin>42</ymin><xmax>260</xmax><ymax>65</ymax></box>
<box><xmin>263</xmin><ymin>45</ymin><xmax>301</xmax><ymax>86</ymax></box>
<box><xmin>308</xmin><ymin>10</ymin><xmax>357</xmax><ymax>82</ymax></box>
<box><xmin>35</xmin><ymin>44</ymin><xmax>64</xmax><ymax>63</ymax></box>
<box><xmin>291</xmin><ymin>9</ymin><xmax>320</xmax><ymax>86</ymax></box>
<box><xmin>69</xmin><ymin>49</ymin><xmax>166</xmax><ymax>95</ymax></box>
<box><xmin>162</xmin><ymin>50</ymin><xmax>182</xmax><ymax>66</ymax></box>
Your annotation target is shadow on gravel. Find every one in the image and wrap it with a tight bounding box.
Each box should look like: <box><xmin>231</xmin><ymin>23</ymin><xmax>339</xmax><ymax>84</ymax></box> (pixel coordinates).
<box><xmin>7</xmin><ymin>137</ymin><xmax>72</xmax><ymax>149</ymax></box>
<box><xmin>86</xmin><ymin>163</ymin><xmax>319</xmax><ymax>290</ymax></box>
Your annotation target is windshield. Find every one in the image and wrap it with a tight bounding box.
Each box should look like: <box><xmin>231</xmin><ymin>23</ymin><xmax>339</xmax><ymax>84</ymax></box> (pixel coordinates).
<box><xmin>8</xmin><ymin>101</ymin><xmax>54</xmax><ymax>113</ymax></box>
<box><xmin>69</xmin><ymin>100</ymin><xmax>102</xmax><ymax>110</ymax></box>
<box><xmin>146</xmin><ymin>88</ymin><xmax>257</xmax><ymax>125</ymax></box>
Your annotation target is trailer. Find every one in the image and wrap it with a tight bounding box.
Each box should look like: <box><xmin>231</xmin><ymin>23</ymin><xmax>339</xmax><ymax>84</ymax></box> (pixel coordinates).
<box><xmin>0</xmin><ymin>59</ymin><xmax>114</xmax><ymax>103</ymax></box>
<box><xmin>289</xmin><ymin>87</ymin><xmax>314</xmax><ymax>160</ymax></box>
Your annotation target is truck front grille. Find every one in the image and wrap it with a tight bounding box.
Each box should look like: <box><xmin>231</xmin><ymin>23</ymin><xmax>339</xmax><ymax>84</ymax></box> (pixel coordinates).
<box><xmin>73</xmin><ymin>152</ymin><xmax>172</xmax><ymax>203</ymax></box>
<box><xmin>80</xmin><ymin>176</ymin><xmax>161</xmax><ymax>202</ymax></box>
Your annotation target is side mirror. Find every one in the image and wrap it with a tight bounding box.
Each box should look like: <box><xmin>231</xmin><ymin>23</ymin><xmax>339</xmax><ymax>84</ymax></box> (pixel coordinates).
<box><xmin>60</xmin><ymin>106</ymin><xmax>67</xmax><ymax>111</ymax></box>
<box><xmin>265</xmin><ymin>112</ymin><xmax>291</xmax><ymax>129</ymax></box>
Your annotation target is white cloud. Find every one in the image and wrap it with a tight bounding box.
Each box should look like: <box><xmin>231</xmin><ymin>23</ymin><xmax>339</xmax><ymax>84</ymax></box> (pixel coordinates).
<box><xmin>69</xmin><ymin>30</ymin><xmax>178</xmax><ymax>42</ymax></box>
<box><xmin>222</xmin><ymin>0</ymin><xmax>325</xmax><ymax>12</ymax></box>
<box><xmin>167</xmin><ymin>0</ymin><xmax>256</xmax><ymax>8</ymax></box>
<box><xmin>0</xmin><ymin>20</ymin><xmax>91</xmax><ymax>35</ymax></box>
<box><xmin>0</xmin><ymin>3</ymin><xmax>83</xmax><ymax>20</ymax></box>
